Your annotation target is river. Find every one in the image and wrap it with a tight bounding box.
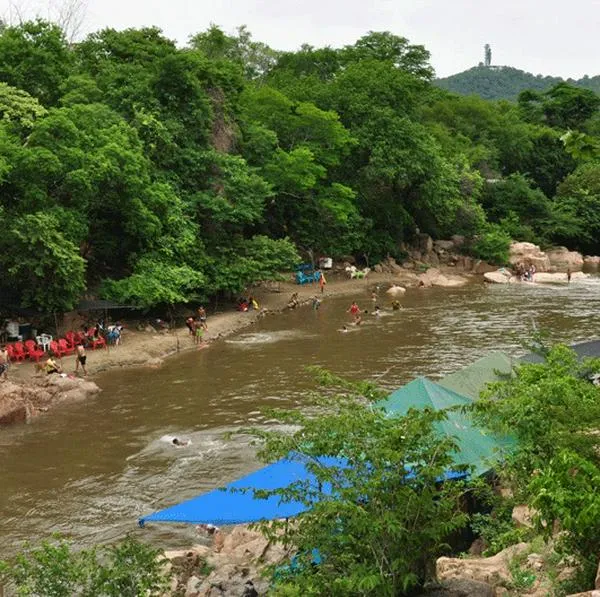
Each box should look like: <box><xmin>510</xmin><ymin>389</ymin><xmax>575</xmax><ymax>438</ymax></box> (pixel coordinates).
<box><xmin>1</xmin><ymin>279</ymin><xmax>599</xmax><ymax>556</ymax></box>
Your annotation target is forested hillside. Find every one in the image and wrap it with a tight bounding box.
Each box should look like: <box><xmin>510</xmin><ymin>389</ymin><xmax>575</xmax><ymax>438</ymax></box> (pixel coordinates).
<box><xmin>0</xmin><ymin>24</ymin><xmax>599</xmax><ymax>312</ymax></box>
<box><xmin>436</xmin><ymin>65</ymin><xmax>600</xmax><ymax>101</ymax></box>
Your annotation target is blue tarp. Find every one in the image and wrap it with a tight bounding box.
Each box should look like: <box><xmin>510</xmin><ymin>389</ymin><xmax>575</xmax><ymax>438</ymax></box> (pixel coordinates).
<box><xmin>139</xmin><ymin>455</ymin><xmax>342</xmax><ymax>527</ymax></box>
<box><xmin>140</xmin><ymin>377</ymin><xmax>505</xmax><ymax>528</ymax></box>
<box><xmin>139</xmin><ymin>455</ymin><xmax>467</xmax><ymax>527</ymax></box>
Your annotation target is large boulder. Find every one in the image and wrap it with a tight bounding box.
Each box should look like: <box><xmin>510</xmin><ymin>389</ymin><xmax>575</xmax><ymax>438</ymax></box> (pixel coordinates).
<box><xmin>434</xmin><ymin>240</ymin><xmax>455</xmax><ymax>252</ymax></box>
<box><xmin>512</xmin><ymin>505</ymin><xmax>535</xmax><ymax>529</ymax></box>
<box><xmin>0</xmin><ymin>395</ymin><xmax>29</xmax><ymax>425</ymax></box>
<box><xmin>436</xmin><ymin>543</ymin><xmax>529</xmax><ymax>586</ymax></box>
<box><xmin>386</xmin><ymin>285</ymin><xmax>407</xmax><ymax>297</ymax></box>
<box><xmin>509</xmin><ymin>242</ymin><xmax>551</xmax><ymax>272</ymax></box>
<box><xmin>484</xmin><ymin>270</ymin><xmax>514</xmax><ymax>284</ymax></box>
<box><xmin>584</xmin><ymin>255</ymin><xmax>600</xmax><ymax>270</ymax></box>
<box><xmin>473</xmin><ymin>260</ymin><xmax>498</xmax><ymax>274</ymax></box>
<box><xmin>171</xmin><ymin>525</ymin><xmax>289</xmax><ymax>597</ymax></box>
<box><xmin>416</xmin><ymin>233</ymin><xmax>434</xmax><ymax>254</ymax></box>
<box><xmin>546</xmin><ymin>247</ymin><xmax>584</xmax><ymax>272</ymax></box>
<box><xmin>418</xmin><ymin>268</ymin><xmax>468</xmax><ymax>288</ymax></box>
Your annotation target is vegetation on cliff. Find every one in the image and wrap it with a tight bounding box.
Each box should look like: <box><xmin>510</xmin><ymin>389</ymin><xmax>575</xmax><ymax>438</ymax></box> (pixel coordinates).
<box><xmin>0</xmin><ymin>23</ymin><xmax>599</xmax><ymax>312</ymax></box>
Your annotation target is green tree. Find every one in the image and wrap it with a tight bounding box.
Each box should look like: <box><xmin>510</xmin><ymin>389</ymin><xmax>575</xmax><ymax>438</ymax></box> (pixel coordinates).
<box><xmin>473</xmin><ymin>345</ymin><xmax>600</xmax><ymax>587</ymax></box>
<box><xmin>0</xmin><ymin>20</ymin><xmax>73</xmax><ymax>106</ymax></box>
<box><xmin>550</xmin><ymin>162</ymin><xmax>600</xmax><ymax>253</ymax></box>
<box><xmin>0</xmin><ymin>82</ymin><xmax>47</xmax><ymax>131</ymax></box>
<box><xmin>250</xmin><ymin>373</ymin><xmax>472</xmax><ymax>596</ymax></box>
<box><xmin>342</xmin><ymin>31</ymin><xmax>434</xmax><ymax>80</ymax></box>
<box><xmin>0</xmin><ymin>211</ymin><xmax>86</xmax><ymax>312</ymax></box>
<box><xmin>190</xmin><ymin>24</ymin><xmax>279</xmax><ymax>79</ymax></box>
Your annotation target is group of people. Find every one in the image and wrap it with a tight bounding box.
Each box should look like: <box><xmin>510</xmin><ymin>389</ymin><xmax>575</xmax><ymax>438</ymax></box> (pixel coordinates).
<box><xmin>515</xmin><ymin>263</ymin><xmax>537</xmax><ymax>282</ymax></box>
<box><xmin>186</xmin><ymin>306</ymin><xmax>209</xmax><ymax>345</ymax></box>
<box><xmin>0</xmin><ymin>341</ymin><xmax>88</xmax><ymax>381</ymax></box>
<box><xmin>237</xmin><ymin>296</ymin><xmax>259</xmax><ymax>312</ymax></box>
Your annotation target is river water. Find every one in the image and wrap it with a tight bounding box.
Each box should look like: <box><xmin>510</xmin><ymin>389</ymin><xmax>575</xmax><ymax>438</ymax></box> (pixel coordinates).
<box><xmin>1</xmin><ymin>279</ymin><xmax>600</xmax><ymax>556</ymax></box>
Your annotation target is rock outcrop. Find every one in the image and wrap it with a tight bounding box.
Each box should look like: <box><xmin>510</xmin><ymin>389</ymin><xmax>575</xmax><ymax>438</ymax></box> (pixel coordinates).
<box><xmin>584</xmin><ymin>255</ymin><xmax>600</xmax><ymax>270</ymax></box>
<box><xmin>168</xmin><ymin>525</ymin><xmax>290</xmax><ymax>597</ymax></box>
<box><xmin>509</xmin><ymin>242</ymin><xmax>551</xmax><ymax>272</ymax></box>
<box><xmin>386</xmin><ymin>285</ymin><xmax>407</xmax><ymax>297</ymax></box>
<box><xmin>436</xmin><ymin>543</ymin><xmax>529</xmax><ymax>586</ymax></box>
<box><xmin>417</xmin><ymin>268</ymin><xmax>469</xmax><ymax>288</ymax></box>
<box><xmin>0</xmin><ymin>376</ymin><xmax>101</xmax><ymax>428</ymax></box>
<box><xmin>484</xmin><ymin>270</ymin><xmax>514</xmax><ymax>284</ymax></box>
<box><xmin>546</xmin><ymin>247</ymin><xmax>584</xmax><ymax>272</ymax></box>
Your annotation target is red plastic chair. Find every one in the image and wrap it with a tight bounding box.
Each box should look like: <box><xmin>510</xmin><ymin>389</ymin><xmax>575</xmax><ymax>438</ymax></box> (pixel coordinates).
<box><xmin>91</xmin><ymin>334</ymin><xmax>106</xmax><ymax>350</ymax></box>
<box><xmin>13</xmin><ymin>342</ymin><xmax>27</xmax><ymax>361</ymax></box>
<box><xmin>64</xmin><ymin>331</ymin><xmax>77</xmax><ymax>350</ymax></box>
<box><xmin>24</xmin><ymin>340</ymin><xmax>45</xmax><ymax>362</ymax></box>
<box><xmin>6</xmin><ymin>344</ymin><xmax>24</xmax><ymax>362</ymax></box>
<box><xmin>49</xmin><ymin>340</ymin><xmax>65</xmax><ymax>357</ymax></box>
<box><xmin>57</xmin><ymin>338</ymin><xmax>75</xmax><ymax>356</ymax></box>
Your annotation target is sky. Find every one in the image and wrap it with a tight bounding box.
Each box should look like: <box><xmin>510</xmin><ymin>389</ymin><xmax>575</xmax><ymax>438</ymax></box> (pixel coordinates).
<box><xmin>3</xmin><ymin>0</ymin><xmax>600</xmax><ymax>79</ymax></box>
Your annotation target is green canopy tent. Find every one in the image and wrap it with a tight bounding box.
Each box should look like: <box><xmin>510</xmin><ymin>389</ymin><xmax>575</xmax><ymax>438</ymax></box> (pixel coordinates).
<box><xmin>377</xmin><ymin>377</ymin><xmax>515</xmax><ymax>476</ymax></box>
<box><xmin>438</xmin><ymin>351</ymin><xmax>516</xmax><ymax>401</ymax></box>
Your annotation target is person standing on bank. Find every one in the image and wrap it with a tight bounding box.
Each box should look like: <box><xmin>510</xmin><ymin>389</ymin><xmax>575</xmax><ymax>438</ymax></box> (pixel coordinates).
<box><xmin>319</xmin><ymin>271</ymin><xmax>327</xmax><ymax>294</ymax></box>
<box><xmin>75</xmin><ymin>342</ymin><xmax>88</xmax><ymax>376</ymax></box>
<box><xmin>0</xmin><ymin>345</ymin><xmax>9</xmax><ymax>381</ymax></box>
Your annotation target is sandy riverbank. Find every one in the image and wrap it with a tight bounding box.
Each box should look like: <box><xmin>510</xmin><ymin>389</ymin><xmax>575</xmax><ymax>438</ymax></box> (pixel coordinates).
<box><xmin>6</xmin><ymin>268</ymin><xmax>474</xmax><ymax>384</ymax></box>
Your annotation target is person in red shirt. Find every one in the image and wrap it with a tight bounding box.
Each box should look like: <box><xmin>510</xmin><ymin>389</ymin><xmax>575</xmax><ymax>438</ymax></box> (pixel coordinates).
<box><xmin>347</xmin><ymin>301</ymin><xmax>360</xmax><ymax>316</ymax></box>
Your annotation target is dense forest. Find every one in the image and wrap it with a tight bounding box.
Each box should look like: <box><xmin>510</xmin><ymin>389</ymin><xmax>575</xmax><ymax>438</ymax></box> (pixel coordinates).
<box><xmin>436</xmin><ymin>65</ymin><xmax>600</xmax><ymax>101</ymax></box>
<box><xmin>0</xmin><ymin>23</ymin><xmax>599</xmax><ymax>312</ymax></box>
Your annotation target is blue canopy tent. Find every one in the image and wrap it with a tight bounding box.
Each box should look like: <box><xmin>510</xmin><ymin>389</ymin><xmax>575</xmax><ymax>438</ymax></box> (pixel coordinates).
<box><xmin>139</xmin><ymin>455</ymin><xmax>343</xmax><ymax>527</ymax></box>
<box><xmin>140</xmin><ymin>377</ymin><xmax>512</xmax><ymax>528</ymax></box>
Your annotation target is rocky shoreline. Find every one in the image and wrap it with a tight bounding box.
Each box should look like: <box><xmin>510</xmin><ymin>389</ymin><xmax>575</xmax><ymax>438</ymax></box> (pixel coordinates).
<box><xmin>0</xmin><ymin>375</ymin><xmax>100</xmax><ymax>426</ymax></box>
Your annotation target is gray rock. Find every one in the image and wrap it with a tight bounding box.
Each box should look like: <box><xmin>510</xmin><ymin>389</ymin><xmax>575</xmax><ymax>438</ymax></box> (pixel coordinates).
<box><xmin>417</xmin><ymin>579</ymin><xmax>494</xmax><ymax>596</ymax></box>
<box><xmin>434</xmin><ymin>240</ymin><xmax>455</xmax><ymax>252</ymax></box>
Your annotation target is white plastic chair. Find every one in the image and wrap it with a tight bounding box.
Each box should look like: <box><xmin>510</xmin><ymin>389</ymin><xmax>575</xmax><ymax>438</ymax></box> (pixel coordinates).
<box><xmin>37</xmin><ymin>334</ymin><xmax>53</xmax><ymax>352</ymax></box>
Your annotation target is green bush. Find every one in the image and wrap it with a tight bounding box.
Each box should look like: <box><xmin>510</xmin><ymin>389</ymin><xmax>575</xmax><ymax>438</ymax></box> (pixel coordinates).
<box><xmin>470</xmin><ymin>224</ymin><xmax>512</xmax><ymax>265</ymax></box>
<box><xmin>0</xmin><ymin>536</ymin><xmax>170</xmax><ymax>597</ymax></box>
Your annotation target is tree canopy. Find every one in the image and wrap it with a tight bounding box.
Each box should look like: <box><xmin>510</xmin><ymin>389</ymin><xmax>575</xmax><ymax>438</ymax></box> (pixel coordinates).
<box><xmin>0</xmin><ymin>21</ymin><xmax>598</xmax><ymax>311</ymax></box>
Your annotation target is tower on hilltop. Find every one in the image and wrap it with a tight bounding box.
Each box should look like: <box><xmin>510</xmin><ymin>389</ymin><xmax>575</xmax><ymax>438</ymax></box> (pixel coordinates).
<box><xmin>484</xmin><ymin>44</ymin><xmax>492</xmax><ymax>67</ymax></box>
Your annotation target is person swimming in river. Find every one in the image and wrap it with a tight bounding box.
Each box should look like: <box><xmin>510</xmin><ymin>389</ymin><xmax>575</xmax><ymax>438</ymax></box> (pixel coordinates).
<box><xmin>391</xmin><ymin>300</ymin><xmax>401</xmax><ymax>311</ymax></box>
<box><xmin>353</xmin><ymin>314</ymin><xmax>363</xmax><ymax>326</ymax></box>
<box><xmin>373</xmin><ymin>305</ymin><xmax>382</xmax><ymax>317</ymax></box>
<box><xmin>172</xmin><ymin>437</ymin><xmax>191</xmax><ymax>447</ymax></box>
<box><xmin>338</xmin><ymin>325</ymin><xmax>349</xmax><ymax>333</ymax></box>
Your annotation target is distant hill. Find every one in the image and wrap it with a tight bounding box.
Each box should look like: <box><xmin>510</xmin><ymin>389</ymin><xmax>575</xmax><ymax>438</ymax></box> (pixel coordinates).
<box><xmin>435</xmin><ymin>65</ymin><xmax>600</xmax><ymax>101</ymax></box>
